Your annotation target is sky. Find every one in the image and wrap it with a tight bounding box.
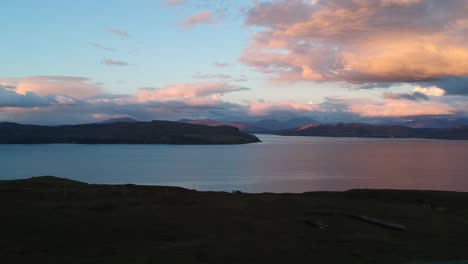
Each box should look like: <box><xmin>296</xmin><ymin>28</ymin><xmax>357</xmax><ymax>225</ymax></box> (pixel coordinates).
<box><xmin>1</xmin><ymin>0</ymin><xmax>467</xmax><ymax>124</ymax></box>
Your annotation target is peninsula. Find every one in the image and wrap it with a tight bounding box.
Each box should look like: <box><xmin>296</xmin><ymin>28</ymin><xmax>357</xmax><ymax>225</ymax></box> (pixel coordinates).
<box><xmin>0</xmin><ymin>121</ymin><xmax>261</xmax><ymax>144</ymax></box>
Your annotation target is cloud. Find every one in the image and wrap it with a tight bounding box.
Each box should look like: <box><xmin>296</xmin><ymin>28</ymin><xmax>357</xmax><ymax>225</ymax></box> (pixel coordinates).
<box><xmin>192</xmin><ymin>72</ymin><xmax>250</xmax><ymax>82</ymax></box>
<box><xmin>0</xmin><ymin>86</ymin><xmax>83</xmax><ymax>108</ymax></box>
<box><xmin>137</xmin><ymin>82</ymin><xmax>249</xmax><ymax>102</ymax></box>
<box><xmin>193</xmin><ymin>73</ymin><xmax>231</xmax><ymax>79</ymax></box>
<box><xmin>0</xmin><ymin>76</ymin><xmax>103</xmax><ymax>99</ymax></box>
<box><xmin>383</xmin><ymin>92</ymin><xmax>429</xmax><ymax>101</ymax></box>
<box><xmin>319</xmin><ymin>94</ymin><xmax>468</xmax><ymax>118</ymax></box>
<box><xmin>0</xmin><ymin>84</ymin><xmax>250</xmax><ymax>125</ymax></box>
<box><xmin>412</xmin><ymin>86</ymin><xmax>445</xmax><ymax>97</ymax></box>
<box><xmin>241</xmin><ymin>0</ymin><xmax>468</xmax><ymax>85</ymax></box>
<box><xmin>214</xmin><ymin>62</ymin><xmax>229</xmax><ymax>67</ymax></box>
<box><xmin>382</xmin><ymin>85</ymin><xmax>446</xmax><ymax>101</ymax></box>
<box><xmin>0</xmin><ymin>88</ymin><xmax>51</xmax><ymax>108</ymax></box>
<box><xmin>89</xmin><ymin>42</ymin><xmax>117</xmax><ymax>52</ymax></box>
<box><xmin>380</xmin><ymin>0</ymin><xmax>423</xmax><ymax>6</ymax></box>
<box><xmin>1</xmin><ymin>77</ymin><xmax>466</xmax><ymax>124</ymax></box>
<box><xmin>110</xmin><ymin>28</ymin><xmax>129</xmax><ymax>38</ymax></box>
<box><xmin>165</xmin><ymin>0</ymin><xmax>185</xmax><ymax>5</ymax></box>
<box><xmin>348</xmin><ymin>99</ymin><xmax>456</xmax><ymax>117</ymax></box>
<box><xmin>0</xmin><ymin>84</ymin><xmax>16</xmax><ymax>90</ymax></box>
<box><xmin>101</xmin><ymin>58</ymin><xmax>129</xmax><ymax>66</ymax></box>
<box><xmin>424</xmin><ymin>77</ymin><xmax>468</xmax><ymax>96</ymax></box>
<box><xmin>246</xmin><ymin>99</ymin><xmax>317</xmax><ymax>117</ymax></box>
<box><xmin>180</xmin><ymin>11</ymin><xmax>217</xmax><ymax>29</ymax></box>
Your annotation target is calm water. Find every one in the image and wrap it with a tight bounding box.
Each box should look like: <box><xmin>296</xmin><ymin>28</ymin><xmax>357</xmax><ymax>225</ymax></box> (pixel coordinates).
<box><xmin>1</xmin><ymin>135</ymin><xmax>467</xmax><ymax>193</ymax></box>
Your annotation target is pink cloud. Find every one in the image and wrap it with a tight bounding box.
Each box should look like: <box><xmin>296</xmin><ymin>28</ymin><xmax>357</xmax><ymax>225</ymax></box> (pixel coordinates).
<box><xmin>180</xmin><ymin>11</ymin><xmax>217</xmax><ymax>29</ymax></box>
<box><xmin>101</xmin><ymin>58</ymin><xmax>129</xmax><ymax>66</ymax></box>
<box><xmin>165</xmin><ymin>0</ymin><xmax>185</xmax><ymax>5</ymax></box>
<box><xmin>137</xmin><ymin>82</ymin><xmax>248</xmax><ymax>102</ymax></box>
<box><xmin>246</xmin><ymin>100</ymin><xmax>317</xmax><ymax>116</ymax></box>
<box><xmin>349</xmin><ymin>100</ymin><xmax>455</xmax><ymax>117</ymax></box>
<box><xmin>0</xmin><ymin>76</ymin><xmax>102</xmax><ymax>99</ymax></box>
<box><xmin>241</xmin><ymin>0</ymin><xmax>468</xmax><ymax>84</ymax></box>
<box><xmin>110</xmin><ymin>28</ymin><xmax>129</xmax><ymax>38</ymax></box>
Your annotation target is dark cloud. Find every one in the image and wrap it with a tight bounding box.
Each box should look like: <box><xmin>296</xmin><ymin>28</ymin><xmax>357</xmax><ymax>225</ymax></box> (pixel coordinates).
<box><xmin>0</xmin><ymin>85</ymin><xmax>86</xmax><ymax>110</ymax></box>
<box><xmin>0</xmin><ymin>84</ymin><xmax>16</xmax><ymax>90</ymax></box>
<box><xmin>383</xmin><ymin>92</ymin><xmax>429</xmax><ymax>101</ymax></box>
<box><xmin>425</xmin><ymin>76</ymin><xmax>468</xmax><ymax>96</ymax></box>
<box><xmin>0</xmin><ymin>88</ymin><xmax>52</xmax><ymax>108</ymax></box>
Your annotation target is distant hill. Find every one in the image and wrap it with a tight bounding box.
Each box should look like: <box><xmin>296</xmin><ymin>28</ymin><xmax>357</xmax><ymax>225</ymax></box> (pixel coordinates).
<box><xmin>389</xmin><ymin>117</ymin><xmax>468</xmax><ymax>128</ymax></box>
<box><xmin>179</xmin><ymin>117</ymin><xmax>320</xmax><ymax>133</ymax></box>
<box><xmin>98</xmin><ymin>117</ymin><xmax>138</xmax><ymax>124</ymax></box>
<box><xmin>282</xmin><ymin>123</ymin><xmax>468</xmax><ymax>140</ymax></box>
<box><xmin>0</xmin><ymin>121</ymin><xmax>261</xmax><ymax>144</ymax></box>
<box><xmin>179</xmin><ymin>119</ymin><xmax>269</xmax><ymax>133</ymax></box>
<box><xmin>253</xmin><ymin>117</ymin><xmax>319</xmax><ymax>131</ymax></box>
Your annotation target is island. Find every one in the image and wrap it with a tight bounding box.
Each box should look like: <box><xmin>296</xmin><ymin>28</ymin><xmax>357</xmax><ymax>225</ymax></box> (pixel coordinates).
<box><xmin>0</xmin><ymin>120</ymin><xmax>261</xmax><ymax>144</ymax></box>
<box><xmin>1</xmin><ymin>176</ymin><xmax>468</xmax><ymax>263</ymax></box>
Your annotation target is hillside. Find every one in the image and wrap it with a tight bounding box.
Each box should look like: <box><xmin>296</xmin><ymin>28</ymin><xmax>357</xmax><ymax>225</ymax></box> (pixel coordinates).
<box><xmin>0</xmin><ymin>121</ymin><xmax>261</xmax><ymax>144</ymax></box>
<box><xmin>179</xmin><ymin>117</ymin><xmax>319</xmax><ymax>133</ymax></box>
<box><xmin>1</xmin><ymin>176</ymin><xmax>468</xmax><ymax>263</ymax></box>
<box><xmin>283</xmin><ymin>123</ymin><xmax>468</xmax><ymax>140</ymax></box>
<box><xmin>97</xmin><ymin>117</ymin><xmax>138</xmax><ymax>124</ymax></box>
<box><xmin>178</xmin><ymin>119</ymin><xmax>269</xmax><ymax>133</ymax></box>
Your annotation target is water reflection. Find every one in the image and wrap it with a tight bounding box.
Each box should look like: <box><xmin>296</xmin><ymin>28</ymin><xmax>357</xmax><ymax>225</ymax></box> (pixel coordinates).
<box><xmin>0</xmin><ymin>135</ymin><xmax>467</xmax><ymax>193</ymax></box>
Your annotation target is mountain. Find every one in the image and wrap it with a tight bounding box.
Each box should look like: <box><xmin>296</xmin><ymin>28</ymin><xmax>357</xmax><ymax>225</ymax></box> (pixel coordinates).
<box><xmin>0</xmin><ymin>121</ymin><xmax>261</xmax><ymax>144</ymax></box>
<box><xmin>179</xmin><ymin>119</ymin><xmax>269</xmax><ymax>133</ymax></box>
<box><xmin>98</xmin><ymin>117</ymin><xmax>138</xmax><ymax>124</ymax></box>
<box><xmin>283</xmin><ymin>123</ymin><xmax>468</xmax><ymax>140</ymax></box>
<box><xmin>388</xmin><ymin>117</ymin><xmax>468</xmax><ymax>128</ymax></box>
<box><xmin>253</xmin><ymin>117</ymin><xmax>320</xmax><ymax>130</ymax></box>
<box><xmin>179</xmin><ymin>117</ymin><xmax>320</xmax><ymax>133</ymax></box>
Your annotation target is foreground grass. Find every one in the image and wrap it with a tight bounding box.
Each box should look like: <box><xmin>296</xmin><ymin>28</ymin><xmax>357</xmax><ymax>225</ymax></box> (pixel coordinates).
<box><xmin>1</xmin><ymin>176</ymin><xmax>468</xmax><ymax>264</ymax></box>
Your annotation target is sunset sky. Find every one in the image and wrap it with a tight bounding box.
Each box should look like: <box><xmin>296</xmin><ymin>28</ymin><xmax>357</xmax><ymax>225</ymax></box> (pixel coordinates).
<box><xmin>1</xmin><ymin>0</ymin><xmax>467</xmax><ymax>124</ymax></box>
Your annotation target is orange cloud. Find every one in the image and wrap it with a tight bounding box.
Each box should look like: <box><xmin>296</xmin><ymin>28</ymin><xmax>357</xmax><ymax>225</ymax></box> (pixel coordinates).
<box><xmin>242</xmin><ymin>0</ymin><xmax>468</xmax><ymax>84</ymax></box>
<box><xmin>349</xmin><ymin>100</ymin><xmax>455</xmax><ymax>117</ymax></box>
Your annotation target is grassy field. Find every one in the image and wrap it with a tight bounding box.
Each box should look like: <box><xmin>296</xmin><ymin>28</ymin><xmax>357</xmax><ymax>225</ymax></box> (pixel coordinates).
<box><xmin>1</xmin><ymin>176</ymin><xmax>468</xmax><ymax>264</ymax></box>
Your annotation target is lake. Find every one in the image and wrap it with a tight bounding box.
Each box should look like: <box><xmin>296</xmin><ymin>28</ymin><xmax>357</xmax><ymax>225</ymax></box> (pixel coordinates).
<box><xmin>1</xmin><ymin>135</ymin><xmax>467</xmax><ymax>193</ymax></box>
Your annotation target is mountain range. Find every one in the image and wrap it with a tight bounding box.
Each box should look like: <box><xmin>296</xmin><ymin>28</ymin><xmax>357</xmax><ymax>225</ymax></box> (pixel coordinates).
<box><xmin>1</xmin><ymin>116</ymin><xmax>466</xmax><ymax>143</ymax></box>
<box><xmin>179</xmin><ymin>117</ymin><xmax>319</xmax><ymax>133</ymax></box>
<box><xmin>176</xmin><ymin>118</ymin><xmax>468</xmax><ymax>140</ymax></box>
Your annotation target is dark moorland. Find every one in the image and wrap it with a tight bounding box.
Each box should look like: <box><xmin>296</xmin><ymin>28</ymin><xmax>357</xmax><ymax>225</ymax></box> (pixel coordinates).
<box><xmin>0</xmin><ymin>121</ymin><xmax>260</xmax><ymax>144</ymax></box>
<box><xmin>1</xmin><ymin>176</ymin><xmax>468</xmax><ymax>264</ymax></box>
